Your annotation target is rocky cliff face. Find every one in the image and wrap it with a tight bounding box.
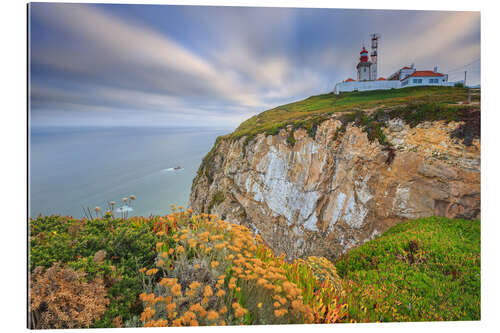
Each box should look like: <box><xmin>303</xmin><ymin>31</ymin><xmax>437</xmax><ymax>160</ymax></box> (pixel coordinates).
<box><xmin>189</xmin><ymin>115</ymin><xmax>480</xmax><ymax>260</ymax></box>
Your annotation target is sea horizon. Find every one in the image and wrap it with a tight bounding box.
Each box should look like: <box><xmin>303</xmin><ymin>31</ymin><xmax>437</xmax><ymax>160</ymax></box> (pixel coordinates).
<box><xmin>29</xmin><ymin>125</ymin><xmax>230</xmax><ymax>219</ymax></box>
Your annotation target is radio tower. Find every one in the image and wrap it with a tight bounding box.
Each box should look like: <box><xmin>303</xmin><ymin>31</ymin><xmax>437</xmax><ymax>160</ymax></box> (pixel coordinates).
<box><xmin>370</xmin><ymin>33</ymin><xmax>380</xmax><ymax>80</ymax></box>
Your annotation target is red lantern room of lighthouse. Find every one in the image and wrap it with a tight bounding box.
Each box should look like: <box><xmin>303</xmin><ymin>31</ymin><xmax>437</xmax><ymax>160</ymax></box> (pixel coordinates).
<box><xmin>356</xmin><ymin>46</ymin><xmax>372</xmax><ymax>81</ymax></box>
<box><xmin>360</xmin><ymin>46</ymin><xmax>369</xmax><ymax>62</ymax></box>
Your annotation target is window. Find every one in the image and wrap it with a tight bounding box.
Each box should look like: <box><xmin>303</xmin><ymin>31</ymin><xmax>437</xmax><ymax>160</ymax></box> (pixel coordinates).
<box><xmin>413</xmin><ymin>79</ymin><xmax>418</xmax><ymax>83</ymax></box>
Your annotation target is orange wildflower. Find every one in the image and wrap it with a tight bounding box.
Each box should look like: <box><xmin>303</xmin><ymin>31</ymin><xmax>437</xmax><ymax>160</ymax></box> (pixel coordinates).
<box><xmin>170</xmin><ymin>283</ymin><xmax>182</xmax><ymax>296</ymax></box>
<box><xmin>206</xmin><ymin>310</ymin><xmax>219</xmax><ymax>321</ymax></box>
<box><xmin>189</xmin><ymin>281</ymin><xmax>201</xmax><ymax>290</ymax></box>
<box><xmin>203</xmin><ymin>285</ymin><xmax>213</xmax><ymax>297</ymax></box>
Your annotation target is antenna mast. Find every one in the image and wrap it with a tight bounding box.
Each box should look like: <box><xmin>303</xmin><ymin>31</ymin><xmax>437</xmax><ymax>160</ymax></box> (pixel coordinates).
<box><xmin>370</xmin><ymin>33</ymin><xmax>380</xmax><ymax>80</ymax></box>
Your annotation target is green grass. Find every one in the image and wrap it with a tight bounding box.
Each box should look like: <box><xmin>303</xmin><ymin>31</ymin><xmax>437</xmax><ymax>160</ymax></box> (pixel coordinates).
<box><xmin>335</xmin><ymin>216</ymin><xmax>480</xmax><ymax>322</ymax></box>
<box><xmin>229</xmin><ymin>86</ymin><xmax>470</xmax><ymax>140</ymax></box>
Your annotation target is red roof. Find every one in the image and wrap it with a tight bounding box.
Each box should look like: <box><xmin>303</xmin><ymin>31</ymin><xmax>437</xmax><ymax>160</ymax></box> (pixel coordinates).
<box><xmin>403</xmin><ymin>70</ymin><xmax>444</xmax><ymax>79</ymax></box>
<box><xmin>360</xmin><ymin>47</ymin><xmax>368</xmax><ymax>54</ymax></box>
<box><xmin>401</xmin><ymin>66</ymin><xmax>411</xmax><ymax>70</ymax></box>
<box><xmin>345</xmin><ymin>78</ymin><xmax>355</xmax><ymax>82</ymax></box>
<box><xmin>377</xmin><ymin>77</ymin><xmax>386</xmax><ymax>81</ymax></box>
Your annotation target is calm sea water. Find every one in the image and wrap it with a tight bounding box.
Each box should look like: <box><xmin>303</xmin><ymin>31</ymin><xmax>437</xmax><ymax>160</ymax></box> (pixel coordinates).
<box><xmin>29</xmin><ymin>126</ymin><xmax>228</xmax><ymax>218</ymax></box>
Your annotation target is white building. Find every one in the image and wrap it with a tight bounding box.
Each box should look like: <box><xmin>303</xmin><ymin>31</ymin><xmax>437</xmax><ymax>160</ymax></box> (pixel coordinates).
<box><xmin>400</xmin><ymin>68</ymin><xmax>450</xmax><ymax>87</ymax></box>
<box><xmin>334</xmin><ymin>34</ymin><xmax>458</xmax><ymax>94</ymax></box>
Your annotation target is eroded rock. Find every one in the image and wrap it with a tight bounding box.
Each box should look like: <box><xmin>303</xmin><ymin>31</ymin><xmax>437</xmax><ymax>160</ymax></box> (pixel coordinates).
<box><xmin>190</xmin><ymin>118</ymin><xmax>480</xmax><ymax>260</ymax></box>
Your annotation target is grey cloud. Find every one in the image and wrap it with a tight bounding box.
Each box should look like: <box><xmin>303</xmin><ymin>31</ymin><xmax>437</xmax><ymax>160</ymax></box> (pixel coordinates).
<box><xmin>29</xmin><ymin>4</ymin><xmax>480</xmax><ymax>128</ymax></box>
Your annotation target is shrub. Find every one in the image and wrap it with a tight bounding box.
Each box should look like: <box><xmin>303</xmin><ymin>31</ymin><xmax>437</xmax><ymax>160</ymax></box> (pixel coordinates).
<box><xmin>137</xmin><ymin>211</ymin><xmax>347</xmax><ymax>326</ymax></box>
<box><xmin>29</xmin><ymin>263</ymin><xmax>109</xmax><ymax>329</ymax></box>
<box><xmin>29</xmin><ymin>213</ymin><xmax>175</xmax><ymax>327</ymax></box>
<box><xmin>286</xmin><ymin>130</ymin><xmax>296</xmax><ymax>146</ymax></box>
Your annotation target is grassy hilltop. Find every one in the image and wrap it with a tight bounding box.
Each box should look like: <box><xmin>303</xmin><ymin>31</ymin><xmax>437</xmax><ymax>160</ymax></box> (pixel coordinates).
<box><xmin>197</xmin><ymin>86</ymin><xmax>480</xmax><ymax>184</ymax></box>
<box><xmin>229</xmin><ymin>86</ymin><xmax>478</xmax><ymax>140</ymax></box>
<box><xmin>29</xmin><ymin>210</ymin><xmax>480</xmax><ymax>328</ymax></box>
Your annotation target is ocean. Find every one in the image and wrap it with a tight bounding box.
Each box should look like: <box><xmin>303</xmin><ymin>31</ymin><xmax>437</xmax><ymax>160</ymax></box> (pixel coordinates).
<box><xmin>29</xmin><ymin>126</ymin><xmax>229</xmax><ymax>218</ymax></box>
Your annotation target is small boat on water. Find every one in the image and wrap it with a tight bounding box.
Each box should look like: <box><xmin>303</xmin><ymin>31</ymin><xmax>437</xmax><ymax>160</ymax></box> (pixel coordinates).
<box><xmin>163</xmin><ymin>166</ymin><xmax>183</xmax><ymax>172</ymax></box>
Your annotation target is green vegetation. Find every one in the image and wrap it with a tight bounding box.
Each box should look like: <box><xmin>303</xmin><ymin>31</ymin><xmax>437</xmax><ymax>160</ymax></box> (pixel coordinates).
<box><xmin>385</xmin><ymin>102</ymin><xmax>478</xmax><ymax>127</ymax></box>
<box><xmin>29</xmin><ymin>213</ymin><xmax>161</xmax><ymax>327</ymax></box>
<box><xmin>208</xmin><ymin>191</ymin><xmax>225</xmax><ymax>212</ymax></box>
<box><xmin>29</xmin><ymin>208</ymin><xmax>348</xmax><ymax>328</ymax></box>
<box><xmin>332</xmin><ymin>101</ymin><xmax>479</xmax><ymax>150</ymax></box>
<box><xmin>29</xmin><ymin>210</ymin><xmax>481</xmax><ymax>327</ymax></box>
<box><xmin>335</xmin><ymin>216</ymin><xmax>480</xmax><ymax>322</ymax></box>
<box><xmin>195</xmin><ymin>136</ymin><xmax>224</xmax><ymax>187</ymax></box>
<box><xmin>229</xmin><ymin>86</ymin><xmax>470</xmax><ymax>141</ymax></box>
<box><xmin>286</xmin><ymin>130</ymin><xmax>296</xmax><ymax>146</ymax></box>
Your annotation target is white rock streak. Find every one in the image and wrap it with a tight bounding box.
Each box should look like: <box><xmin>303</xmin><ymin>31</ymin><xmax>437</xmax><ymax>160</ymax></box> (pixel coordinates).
<box><xmin>329</xmin><ymin>192</ymin><xmax>346</xmax><ymax>232</ymax></box>
<box><xmin>256</xmin><ymin>145</ymin><xmax>320</xmax><ymax>229</ymax></box>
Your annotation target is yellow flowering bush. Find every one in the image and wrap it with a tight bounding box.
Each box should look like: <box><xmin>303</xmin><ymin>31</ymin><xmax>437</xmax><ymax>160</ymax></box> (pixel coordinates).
<box><xmin>138</xmin><ymin>210</ymin><xmax>347</xmax><ymax>326</ymax></box>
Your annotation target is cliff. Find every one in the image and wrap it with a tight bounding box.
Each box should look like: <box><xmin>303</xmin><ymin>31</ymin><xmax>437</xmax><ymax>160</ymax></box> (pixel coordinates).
<box><xmin>189</xmin><ymin>87</ymin><xmax>480</xmax><ymax>260</ymax></box>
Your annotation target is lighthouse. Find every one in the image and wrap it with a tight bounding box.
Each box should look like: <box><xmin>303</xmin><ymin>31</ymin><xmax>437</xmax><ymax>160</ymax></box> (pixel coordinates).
<box><xmin>334</xmin><ymin>33</ymin><xmax>456</xmax><ymax>94</ymax></box>
<box><xmin>356</xmin><ymin>46</ymin><xmax>372</xmax><ymax>81</ymax></box>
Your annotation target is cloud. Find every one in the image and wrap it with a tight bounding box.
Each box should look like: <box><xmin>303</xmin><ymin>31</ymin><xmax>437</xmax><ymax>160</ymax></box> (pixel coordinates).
<box><xmin>29</xmin><ymin>4</ymin><xmax>480</xmax><ymax>128</ymax></box>
<box><xmin>31</xmin><ymin>4</ymin><xmax>263</xmax><ymax>108</ymax></box>
<box><xmin>380</xmin><ymin>11</ymin><xmax>480</xmax><ymax>72</ymax></box>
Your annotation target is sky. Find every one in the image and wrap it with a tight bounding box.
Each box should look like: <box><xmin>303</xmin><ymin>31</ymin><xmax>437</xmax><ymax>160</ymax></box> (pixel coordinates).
<box><xmin>29</xmin><ymin>3</ymin><xmax>480</xmax><ymax>128</ymax></box>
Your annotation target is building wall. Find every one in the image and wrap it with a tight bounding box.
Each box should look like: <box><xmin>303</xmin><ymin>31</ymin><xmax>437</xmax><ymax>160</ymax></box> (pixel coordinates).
<box><xmin>334</xmin><ymin>80</ymin><xmax>401</xmax><ymax>94</ymax></box>
<box><xmin>401</xmin><ymin>76</ymin><xmax>451</xmax><ymax>88</ymax></box>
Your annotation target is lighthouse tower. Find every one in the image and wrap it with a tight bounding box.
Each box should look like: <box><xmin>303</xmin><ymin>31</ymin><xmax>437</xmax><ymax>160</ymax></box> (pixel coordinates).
<box><xmin>356</xmin><ymin>46</ymin><xmax>372</xmax><ymax>81</ymax></box>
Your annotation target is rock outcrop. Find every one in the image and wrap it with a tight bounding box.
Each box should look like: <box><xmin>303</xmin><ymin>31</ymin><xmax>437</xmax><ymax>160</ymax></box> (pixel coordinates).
<box><xmin>189</xmin><ymin>116</ymin><xmax>480</xmax><ymax>260</ymax></box>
